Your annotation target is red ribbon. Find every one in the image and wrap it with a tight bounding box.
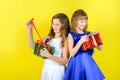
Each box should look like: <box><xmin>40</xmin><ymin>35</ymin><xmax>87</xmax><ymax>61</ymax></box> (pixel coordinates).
<box><xmin>30</xmin><ymin>18</ymin><xmax>50</xmax><ymax>56</ymax></box>
<box><xmin>30</xmin><ymin>18</ymin><xmax>42</xmax><ymax>40</ymax></box>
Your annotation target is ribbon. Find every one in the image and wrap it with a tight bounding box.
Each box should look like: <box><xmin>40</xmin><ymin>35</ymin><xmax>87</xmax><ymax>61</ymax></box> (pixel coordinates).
<box><xmin>89</xmin><ymin>33</ymin><xmax>97</xmax><ymax>46</ymax></box>
<box><xmin>30</xmin><ymin>18</ymin><xmax>50</xmax><ymax>56</ymax></box>
<box><xmin>30</xmin><ymin>18</ymin><xmax>42</xmax><ymax>40</ymax></box>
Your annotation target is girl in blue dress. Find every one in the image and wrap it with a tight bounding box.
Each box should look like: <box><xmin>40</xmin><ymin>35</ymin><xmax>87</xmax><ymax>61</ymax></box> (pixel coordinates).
<box><xmin>64</xmin><ymin>9</ymin><xmax>105</xmax><ymax>80</ymax></box>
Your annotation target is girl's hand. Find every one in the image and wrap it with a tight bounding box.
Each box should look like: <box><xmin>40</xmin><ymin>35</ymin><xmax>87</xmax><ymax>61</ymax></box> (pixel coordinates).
<box><xmin>79</xmin><ymin>35</ymin><xmax>89</xmax><ymax>44</ymax></box>
<box><xmin>96</xmin><ymin>45</ymin><xmax>102</xmax><ymax>50</ymax></box>
<box><xmin>40</xmin><ymin>48</ymin><xmax>51</xmax><ymax>58</ymax></box>
<box><xmin>26</xmin><ymin>20</ymin><xmax>33</xmax><ymax>29</ymax></box>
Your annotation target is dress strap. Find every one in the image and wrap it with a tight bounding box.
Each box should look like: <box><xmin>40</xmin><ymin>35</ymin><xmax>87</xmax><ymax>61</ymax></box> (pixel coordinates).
<box><xmin>45</xmin><ymin>38</ymin><xmax>49</xmax><ymax>43</ymax></box>
<box><xmin>69</xmin><ymin>32</ymin><xmax>75</xmax><ymax>38</ymax></box>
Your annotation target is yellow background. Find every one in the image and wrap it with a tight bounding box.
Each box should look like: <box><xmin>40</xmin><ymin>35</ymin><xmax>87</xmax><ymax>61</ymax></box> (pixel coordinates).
<box><xmin>0</xmin><ymin>0</ymin><xmax>120</xmax><ymax>80</ymax></box>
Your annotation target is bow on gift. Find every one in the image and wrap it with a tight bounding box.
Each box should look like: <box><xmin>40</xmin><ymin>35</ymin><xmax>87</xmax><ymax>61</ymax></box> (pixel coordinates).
<box><xmin>30</xmin><ymin>18</ymin><xmax>51</xmax><ymax>56</ymax></box>
<box><xmin>35</xmin><ymin>40</ymin><xmax>50</xmax><ymax>56</ymax></box>
<box><xmin>82</xmin><ymin>32</ymin><xmax>103</xmax><ymax>51</ymax></box>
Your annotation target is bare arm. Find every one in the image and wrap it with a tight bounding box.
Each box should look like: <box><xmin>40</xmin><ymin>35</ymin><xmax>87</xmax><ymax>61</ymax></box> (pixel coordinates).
<box><xmin>96</xmin><ymin>45</ymin><xmax>102</xmax><ymax>50</ymax></box>
<box><xmin>68</xmin><ymin>33</ymin><xmax>88</xmax><ymax>57</ymax></box>
<box><xmin>40</xmin><ymin>39</ymin><xmax>69</xmax><ymax>66</ymax></box>
<box><xmin>26</xmin><ymin>21</ymin><xmax>35</xmax><ymax>49</ymax></box>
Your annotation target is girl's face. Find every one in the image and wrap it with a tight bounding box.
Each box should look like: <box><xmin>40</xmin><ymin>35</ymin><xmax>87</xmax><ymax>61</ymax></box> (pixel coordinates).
<box><xmin>77</xmin><ymin>19</ymin><xmax>87</xmax><ymax>30</ymax></box>
<box><xmin>52</xmin><ymin>18</ymin><xmax>61</xmax><ymax>34</ymax></box>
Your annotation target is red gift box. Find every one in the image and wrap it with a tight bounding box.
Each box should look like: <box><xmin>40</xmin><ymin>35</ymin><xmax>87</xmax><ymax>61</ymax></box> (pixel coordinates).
<box><xmin>82</xmin><ymin>32</ymin><xmax>103</xmax><ymax>51</ymax></box>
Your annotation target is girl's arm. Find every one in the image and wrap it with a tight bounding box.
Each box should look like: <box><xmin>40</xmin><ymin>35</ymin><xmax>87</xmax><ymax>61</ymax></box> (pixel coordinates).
<box><xmin>26</xmin><ymin>21</ymin><xmax>35</xmax><ymax>49</ymax></box>
<box><xmin>68</xmin><ymin>33</ymin><xmax>88</xmax><ymax>57</ymax></box>
<box><xmin>26</xmin><ymin>21</ymin><xmax>48</xmax><ymax>49</ymax></box>
<box><xmin>40</xmin><ymin>38</ymin><xmax>69</xmax><ymax>66</ymax></box>
<box><xmin>96</xmin><ymin>45</ymin><xmax>102</xmax><ymax>50</ymax></box>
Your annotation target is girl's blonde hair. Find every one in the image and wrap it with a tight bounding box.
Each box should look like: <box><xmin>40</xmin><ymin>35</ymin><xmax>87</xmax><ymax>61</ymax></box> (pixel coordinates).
<box><xmin>48</xmin><ymin>13</ymin><xmax>70</xmax><ymax>47</ymax></box>
<box><xmin>71</xmin><ymin>9</ymin><xmax>88</xmax><ymax>33</ymax></box>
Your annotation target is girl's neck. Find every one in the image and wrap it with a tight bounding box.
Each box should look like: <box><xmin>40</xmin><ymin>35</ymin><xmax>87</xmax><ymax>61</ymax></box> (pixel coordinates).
<box><xmin>55</xmin><ymin>33</ymin><xmax>61</xmax><ymax>38</ymax></box>
<box><xmin>76</xmin><ymin>29</ymin><xmax>84</xmax><ymax>34</ymax></box>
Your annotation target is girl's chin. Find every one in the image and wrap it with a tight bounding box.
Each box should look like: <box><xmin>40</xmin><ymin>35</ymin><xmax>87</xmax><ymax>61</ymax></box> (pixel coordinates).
<box><xmin>79</xmin><ymin>28</ymin><xmax>84</xmax><ymax>30</ymax></box>
<box><xmin>54</xmin><ymin>31</ymin><xmax>58</xmax><ymax>33</ymax></box>
<box><xmin>79</xmin><ymin>27</ymin><xmax>85</xmax><ymax>30</ymax></box>
<box><xmin>53</xmin><ymin>31</ymin><xmax>57</xmax><ymax>32</ymax></box>
<box><xmin>54</xmin><ymin>31</ymin><xmax>60</xmax><ymax>34</ymax></box>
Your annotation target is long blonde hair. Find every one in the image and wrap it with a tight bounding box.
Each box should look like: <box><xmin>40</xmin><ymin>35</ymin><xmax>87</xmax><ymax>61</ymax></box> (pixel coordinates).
<box><xmin>71</xmin><ymin>9</ymin><xmax>88</xmax><ymax>34</ymax></box>
<box><xmin>48</xmin><ymin>13</ymin><xmax>70</xmax><ymax>47</ymax></box>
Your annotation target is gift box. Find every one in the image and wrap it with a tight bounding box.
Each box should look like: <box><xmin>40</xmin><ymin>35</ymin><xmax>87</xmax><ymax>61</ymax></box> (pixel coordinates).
<box><xmin>82</xmin><ymin>32</ymin><xmax>103</xmax><ymax>51</ymax></box>
<box><xmin>34</xmin><ymin>40</ymin><xmax>55</xmax><ymax>58</ymax></box>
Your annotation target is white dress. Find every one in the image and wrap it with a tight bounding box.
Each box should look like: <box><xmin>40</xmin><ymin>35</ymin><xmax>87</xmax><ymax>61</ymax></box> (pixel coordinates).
<box><xmin>41</xmin><ymin>37</ymin><xmax>65</xmax><ymax>80</ymax></box>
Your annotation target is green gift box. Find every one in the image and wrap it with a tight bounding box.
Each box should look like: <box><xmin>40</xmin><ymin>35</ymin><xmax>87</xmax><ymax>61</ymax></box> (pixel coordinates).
<box><xmin>34</xmin><ymin>42</ymin><xmax>55</xmax><ymax>58</ymax></box>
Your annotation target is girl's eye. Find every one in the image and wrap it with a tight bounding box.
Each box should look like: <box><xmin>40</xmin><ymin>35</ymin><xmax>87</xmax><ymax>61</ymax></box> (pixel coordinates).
<box><xmin>52</xmin><ymin>23</ymin><xmax>59</xmax><ymax>26</ymax></box>
<box><xmin>55</xmin><ymin>24</ymin><xmax>59</xmax><ymax>26</ymax></box>
<box><xmin>81</xmin><ymin>20</ymin><xmax>87</xmax><ymax>23</ymax></box>
<box><xmin>55</xmin><ymin>24</ymin><xmax>60</xmax><ymax>27</ymax></box>
<box><xmin>81</xmin><ymin>21</ymin><xmax>84</xmax><ymax>23</ymax></box>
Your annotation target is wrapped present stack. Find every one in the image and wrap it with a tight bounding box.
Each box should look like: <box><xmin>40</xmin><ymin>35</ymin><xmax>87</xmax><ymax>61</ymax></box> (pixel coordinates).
<box><xmin>82</xmin><ymin>32</ymin><xmax>103</xmax><ymax>51</ymax></box>
<box><xmin>30</xmin><ymin>18</ymin><xmax>55</xmax><ymax>58</ymax></box>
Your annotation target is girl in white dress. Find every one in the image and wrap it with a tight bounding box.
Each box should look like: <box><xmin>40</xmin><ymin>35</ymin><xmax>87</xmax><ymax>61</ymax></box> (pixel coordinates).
<box><xmin>26</xmin><ymin>13</ymin><xmax>70</xmax><ymax>80</ymax></box>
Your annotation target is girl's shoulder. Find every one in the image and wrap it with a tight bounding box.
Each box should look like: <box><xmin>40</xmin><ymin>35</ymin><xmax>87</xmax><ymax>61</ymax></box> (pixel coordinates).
<box><xmin>68</xmin><ymin>32</ymin><xmax>76</xmax><ymax>37</ymax></box>
<box><xmin>68</xmin><ymin>31</ymin><xmax>83</xmax><ymax>38</ymax></box>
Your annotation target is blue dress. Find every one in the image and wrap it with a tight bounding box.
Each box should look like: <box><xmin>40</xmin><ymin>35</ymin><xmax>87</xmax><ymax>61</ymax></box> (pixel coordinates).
<box><xmin>64</xmin><ymin>32</ymin><xmax>105</xmax><ymax>80</ymax></box>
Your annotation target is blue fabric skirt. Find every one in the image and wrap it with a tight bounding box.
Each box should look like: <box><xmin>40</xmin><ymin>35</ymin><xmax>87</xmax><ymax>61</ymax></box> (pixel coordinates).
<box><xmin>64</xmin><ymin>52</ymin><xmax>105</xmax><ymax>80</ymax></box>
